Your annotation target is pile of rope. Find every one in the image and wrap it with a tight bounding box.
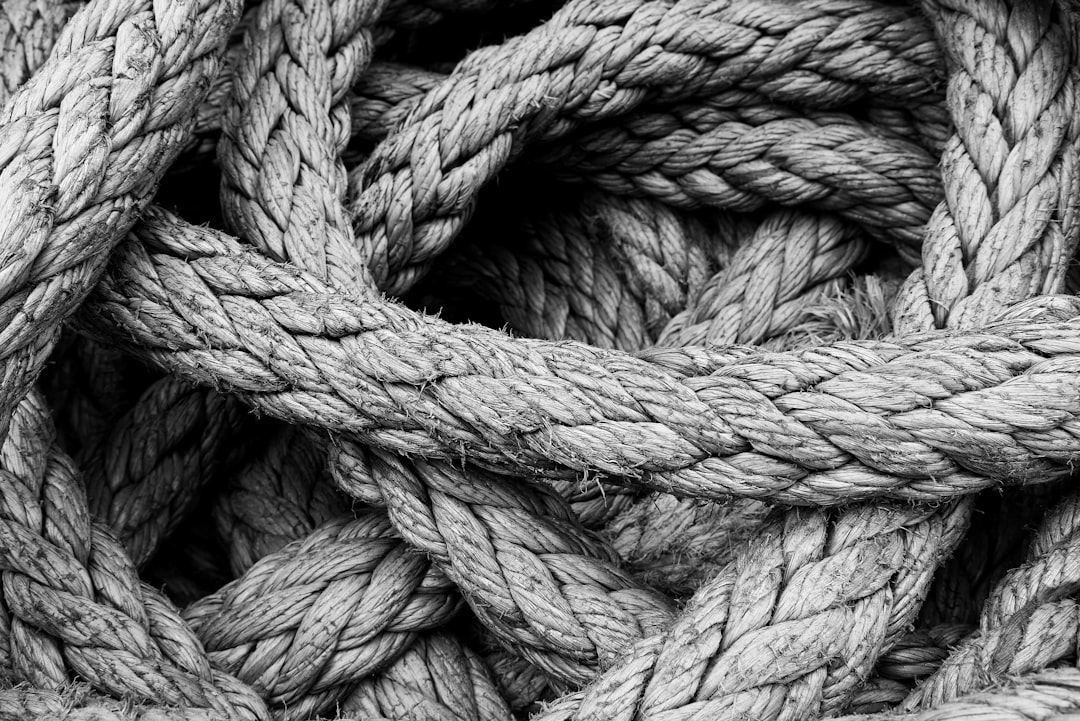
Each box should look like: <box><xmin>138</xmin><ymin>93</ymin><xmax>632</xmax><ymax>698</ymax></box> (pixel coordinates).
<box><xmin>1</xmin><ymin>0</ymin><xmax>1080</xmax><ymax>718</ymax></box>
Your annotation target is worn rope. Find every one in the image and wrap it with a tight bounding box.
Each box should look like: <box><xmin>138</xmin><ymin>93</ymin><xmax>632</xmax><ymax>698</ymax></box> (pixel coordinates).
<box><xmin>347</xmin><ymin>0</ymin><xmax>944</xmax><ymax>294</ymax></box>
<box><xmin>430</xmin><ymin>187</ymin><xmax>742</xmax><ymax>350</ymax></box>
<box><xmin>79</xmin><ymin>376</ymin><xmax>250</xmax><ymax>568</ymax></box>
<box><xmin>329</xmin><ymin>441</ymin><xmax>676</xmax><ymax>686</ymax></box>
<box><xmin>182</xmin><ymin>512</ymin><xmax>461</xmax><ymax>721</ymax></box>
<box><xmin>213</xmin><ymin>426</ymin><xmax>344</xmax><ymax>576</ymax></box>
<box><xmin>0</xmin><ymin>0</ymin><xmax>239</xmax><ymax>442</ymax></box>
<box><xmin>82</xmin><ymin>213</ymin><xmax>1080</xmax><ymax>507</ymax></box>
<box><xmin>0</xmin><ymin>0</ymin><xmax>81</xmax><ymax>107</ymax></box>
<box><xmin>217</xmin><ymin>0</ymin><xmax>389</xmax><ymax>290</ymax></box>
<box><xmin>538</xmin><ymin>96</ymin><xmax>942</xmax><ymax>256</ymax></box>
<box><xmin>0</xmin><ymin>390</ymin><xmax>268</xmax><ymax>719</ymax></box>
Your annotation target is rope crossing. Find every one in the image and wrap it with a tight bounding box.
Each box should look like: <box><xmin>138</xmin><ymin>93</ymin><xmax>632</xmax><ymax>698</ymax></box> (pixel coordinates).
<box><xmin>1</xmin><ymin>0</ymin><xmax>1080</xmax><ymax>719</ymax></box>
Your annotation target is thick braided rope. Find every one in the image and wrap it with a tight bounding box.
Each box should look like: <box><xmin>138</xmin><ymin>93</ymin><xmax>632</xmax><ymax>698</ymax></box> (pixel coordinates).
<box><xmin>213</xmin><ymin>0</ymin><xmax>667</xmax><ymax>696</ymax></box>
<box><xmin>0</xmin><ymin>390</ymin><xmax>268</xmax><ymax>719</ymax></box>
<box><xmin>182</xmin><ymin>512</ymin><xmax>461</xmax><ymax>721</ymax></box>
<box><xmin>82</xmin><ymin>212</ymin><xmax>1080</xmax><ymax>507</ymax></box>
<box><xmin>538</xmin><ymin>96</ymin><xmax>942</xmax><ymax>255</ymax></box>
<box><xmin>0</xmin><ymin>685</ymin><xmax>232</xmax><ymax>721</ymax></box>
<box><xmin>218</xmin><ymin>0</ymin><xmax>389</xmax><ymax>291</ymax></box>
<box><xmin>213</xmin><ymin>426</ymin><xmax>345</xmax><ymax>576</ymax></box>
<box><xmin>0</xmin><ymin>0</ymin><xmax>81</xmax><ymax>106</ymax></box>
<box><xmin>533</xmin><ymin>0</ymin><xmax>1080</xmax><ymax>716</ymax></box>
<box><xmin>433</xmin><ymin>188</ymin><xmax>742</xmax><ymax>351</ymax></box>
<box><xmin>834</xmin><ymin>669</ymin><xmax>1080</xmax><ymax>721</ymax></box>
<box><xmin>340</xmin><ymin>632</ymin><xmax>514</xmax><ymax>721</ymax></box>
<box><xmin>206</xmin><ymin>426</ymin><xmax>512</xmax><ymax>721</ymax></box>
<box><xmin>532</xmin><ymin>502</ymin><xmax>970</xmax><ymax>720</ymax></box>
<box><xmin>345</xmin><ymin>61</ymin><xmax>952</xmax><ymax>158</ymax></box>
<box><xmin>329</xmin><ymin>441</ymin><xmax>676</xmax><ymax>686</ymax></box>
<box><xmin>79</xmin><ymin>376</ymin><xmax>250</xmax><ymax>568</ymax></box>
<box><xmin>893</xmin><ymin>0</ymin><xmax>1080</xmax><ymax>333</ymax></box>
<box><xmin>659</xmin><ymin>210</ymin><xmax>867</xmax><ymax>346</ymax></box>
<box><xmin>347</xmin><ymin>0</ymin><xmax>944</xmax><ymax>293</ymax></box>
<box><xmin>901</xmin><ymin>486</ymin><xmax>1080</xmax><ymax>708</ymax></box>
<box><xmin>0</xmin><ymin>0</ymin><xmax>239</xmax><ymax>442</ymax></box>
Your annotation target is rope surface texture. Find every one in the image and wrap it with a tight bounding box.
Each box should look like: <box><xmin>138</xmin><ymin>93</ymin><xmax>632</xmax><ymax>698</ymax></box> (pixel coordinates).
<box><xmin>2</xmin><ymin>0</ymin><xmax>1080</xmax><ymax>720</ymax></box>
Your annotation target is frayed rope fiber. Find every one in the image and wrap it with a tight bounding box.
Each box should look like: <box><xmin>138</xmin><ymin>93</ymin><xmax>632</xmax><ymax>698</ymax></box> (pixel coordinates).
<box><xmin>2</xmin><ymin>0</ymin><xmax>1080</xmax><ymax>720</ymax></box>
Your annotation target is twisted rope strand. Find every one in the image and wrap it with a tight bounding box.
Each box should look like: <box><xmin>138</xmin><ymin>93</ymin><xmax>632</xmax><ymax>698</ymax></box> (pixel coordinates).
<box><xmin>0</xmin><ymin>391</ymin><xmax>268</xmax><ymax>719</ymax></box>
<box><xmin>79</xmin><ymin>376</ymin><xmax>251</xmax><ymax>568</ymax></box>
<box><xmin>539</xmin><ymin>98</ymin><xmax>941</xmax><ymax>255</ymax></box>
<box><xmin>0</xmin><ymin>0</ymin><xmax>239</xmax><ymax>441</ymax></box>
<box><xmin>218</xmin><ymin>0</ymin><xmax>388</xmax><ymax>290</ymax></box>
<box><xmin>347</xmin><ymin>0</ymin><xmax>944</xmax><ymax>293</ymax></box>
<box><xmin>83</xmin><ymin>213</ymin><xmax>1080</xmax><ymax>507</ymax></box>
<box><xmin>182</xmin><ymin>512</ymin><xmax>461</xmax><ymax>721</ymax></box>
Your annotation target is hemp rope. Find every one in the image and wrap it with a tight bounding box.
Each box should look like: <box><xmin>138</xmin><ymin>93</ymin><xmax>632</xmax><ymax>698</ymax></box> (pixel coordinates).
<box><xmin>77</xmin><ymin>376</ymin><xmax>250</xmax><ymax>568</ymax></box>
<box><xmin>0</xmin><ymin>390</ymin><xmax>268</xmax><ymax>719</ymax></box>
<box><xmin>428</xmin><ymin>187</ymin><xmax>742</xmax><ymax>351</ymax></box>
<box><xmin>537</xmin><ymin>96</ymin><xmax>942</xmax><ymax>256</ymax></box>
<box><xmin>347</xmin><ymin>0</ymin><xmax>946</xmax><ymax>294</ymax></box>
<box><xmin>206</xmin><ymin>424</ymin><xmax>513</xmax><ymax>721</ymax></box>
<box><xmin>0</xmin><ymin>0</ymin><xmax>239</xmax><ymax>444</ymax></box>
<box><xmin>213</xmin><ymin>426</ymin><xmax>345</xmax><ymax>577</ymax></box>
<box><xmin>182</xmin><ymin>512</ymin><xmax>462</xmax><ymax>721</ymax></box>
<box><xmin>82</xmin><ymin>215</ymin><xmax>1080</xmax><ymax>506</ymax></box>
<box><xmin>214</xmin><ymin>0</ymin><xmax>681</xmax><ymax>694</ymax></box>
<box><xmin>2</xmin><ymin>0</ymin><xmax>1071</xmax><ymax>716</ymax></box>
<box><xmin>344</xmin><ymin>60</ymin><xmax>953</xmax><ymax>159</ymax></box>
<box><xmin>0</xmin><ymin>0</ymin><xmax>81</xmax><ymax>106</ymax></box>
<box><xmin>527</xmin><ymin>0</ymin><xmax>1080</xmax><ymax>717</ymax></box>
<box><xmin>41</xmin><ymin>335</ymin><xmax>155</xmax><ymax>457</ymax></box>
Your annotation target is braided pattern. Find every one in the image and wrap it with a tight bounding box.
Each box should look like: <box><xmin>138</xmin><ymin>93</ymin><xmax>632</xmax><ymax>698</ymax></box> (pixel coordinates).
<box><xmin>348</xmin><ymin>0</ymin><xmax>944</xmax><ymax>293</ymax></box>
<box><xmin>837</xmin><ymin>669</ymin><xmax>1080</xmax><ymax>721</ymax></box>
<box><xmin>540</xmin><ymin>97</ymin><xmax>941</xmax><ymax>255</ymax></box>
<box><xmin>213</xmin><ymin>426</ymin><xmax>345</xmax><ymax>576</ymax></box>
<box><xmin>0</xmin><ymin>0</ymin><xmax>81</xmax><ymax>105</ymax></box>
<box><xmin>659</xmin><ymin>210</ymin><xmax>867</xmax><ymax>346</ymax></box>
<box><xmin>0</xmin><ymin>686</ymin><xmax>226</xmax><ymax>721</ymax></box>
<box><xmin>183</xmin><ymin>513</ymin><xmax>461</xmax><ymax>721</ymax></box>
<box><xmin>218</xmin><ymin>0</ymin><xmax>389</xmax><ymax>291</ymax></box>
<box><xmin>341</xmin><ymin>632</ymin><xmax>513</xmax><ymax>721</ymax></box>
<box><xmin>902</xmin><ymin>489</ymin><xmax>1080</xmax><ymax>708</ymax></box>
<box><xmin>332</xmin><ymin>443</ymin><xmax>675</xmax><ymax>685</ymax></box>
<box><xmin>0</xmin><ymin>0</ymin><xmax>239</xmax><ymax>442</ymax></box>
<box><xmin>84</xmin><ymin>211</ymin><xmax>1080</xmax><ymax>506</ymax></box>
<box><xmin>607</xmin><ymin>495</ymin><xmax>769</xmax><ymax>599</ymax></box>
<box><xmin>435</xmin><ymin>189</ymin><xmax>742</xmax><ymax>350</ymax></box>
<box><xmin>78</xmin><ymin>376</ymin><xmax>249</xmax><ymax>568</ymax></box>
<box><xmin>534</xmin><ymin>502</ymin><xmax>970</xmax><ymax>720</ymax></box>
<box><xmin>0</xmin><ymin>391</ymin><xmax>268</xmax><ymax>719</ymax></box>
<box><xmin>894</xmin><ymin>0</ymin><xmax>1080</xmax><ymax>334</ymax></box>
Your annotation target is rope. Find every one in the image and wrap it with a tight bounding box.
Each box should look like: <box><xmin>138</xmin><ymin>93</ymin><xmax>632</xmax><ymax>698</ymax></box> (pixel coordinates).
<box><xmin>347</xmin><ymin>0</ymin><xmax>945</xmax><ymax>294</ymax></box>
<box><xmin>41</xmin><ymin>335</ymin><xmax>155</xmax><ymax>456</ymax></box>
<box><xmin>341</xmin><ymin>632</ymin><xmax>513</xmax><ymax>721</ymax></box>
<box><xmin>79</xmin><ymin>376</ymin><xmax>250</xmax><ymax>568</ymax></box>
<box><xmin>431</xmin><ymin>187</ymin><xmax>741</xmax><ymax>350</ymax></box>
<box><xmin>81</xmin><ymin>215</ymin><xmax>1080</xmax><ymax>506</ymax></box>
<box><xmin>0</xmin><ymin>0</ymin><xmax>239</xmax><ymax>443</ymax></box>
<box><xmin>0</xmin><ymin>390</ymin><xmax>268</xmax><ymax>719</ymax></box>
<box><xmin>182</xmin><ymin>512</ymin><xmax>461</xmax><ymax>721</ymax></box>
<box><xmin>0</xmin><ymin>0</ymin><xmax>81</xmax><ymax>106</ymax></box>
<box><xmin>533</xmin><ymin>502</ymin><xmax>971</xmax><ymax>720</ymax></box>
<box><xmin>539</xmin><ymin>96</ymin><xmax>942</xmax><ymax>258</ymax></box>
<box><xmin>212</xmin><ymin>426</ymin><xmax>344</xmax><ymax>576</ymax></box>
<box><xmin>659</xmin><ymin>210</ymin><xmax>868</xmax><ymax>346</ymax></box>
